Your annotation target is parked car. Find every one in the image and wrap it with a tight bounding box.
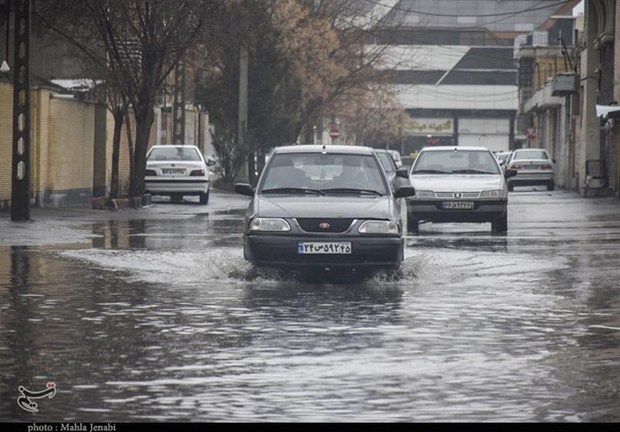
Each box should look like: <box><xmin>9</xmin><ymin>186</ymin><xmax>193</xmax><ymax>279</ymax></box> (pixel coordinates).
<box><xmin>505</xmin><ymin>148</ymin><xmax>555</xmax><ymax>191</ymax></box>
<box><xmin>145</xmin><ymin>144</ymin><xmax>215</xmax><ymax>204</ymax></box>
<box><xmin>406</xmin><ymin>146</ymin><xmax>516</xmax><ymax>233</ymax></box>
<box><xmin>234</xmin><ymin>144</ymin><xmax>415</xmax><ymax>274</ymax></box>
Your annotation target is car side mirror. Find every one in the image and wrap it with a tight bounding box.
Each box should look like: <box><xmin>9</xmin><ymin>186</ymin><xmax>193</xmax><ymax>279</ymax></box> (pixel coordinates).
<box><xmin>395</xmin><ymin>168</ymin><xmax>409</xmax><ymax>179</ymax></box>
<box><xmin>394</xmin><ymin>185</ymin><xmax>415</xmax><ymax>198</ymax></box>
<box><xmin>504</xmin><ymin>169</ymin><xmax>517</xmax><ymax>178</ymax></box>
<box><xmin>206</xmin><ymin>158</ymin><xmax>217</xmax><ymax>167</ymax></box>
<box><xmin>234</xmin><ymin>183</ymin><xmax>254</xmax><ymax>197</ymax></box>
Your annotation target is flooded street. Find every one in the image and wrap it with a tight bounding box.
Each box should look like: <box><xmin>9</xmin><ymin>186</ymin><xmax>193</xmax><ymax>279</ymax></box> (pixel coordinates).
<box><xmin>1</xmin><ymin>189</ymin><xmax>620</xmax><ymax>422</ymax></box>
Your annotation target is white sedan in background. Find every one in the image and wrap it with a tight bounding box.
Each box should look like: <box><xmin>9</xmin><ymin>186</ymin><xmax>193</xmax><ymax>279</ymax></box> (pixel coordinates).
<box><xmin>406</xmin><ymin>146</ymin><xmax>516</xmax><ymax>233</ymax></box>
<box><xmin>505</xmin><ymin>148</ymin><xmax>555</xmax><ymax>191</ymax></box>
<box><xmin>145</xmin><ymin>145</ymin><xmax>215</xmax><ymax>204</ymax></box>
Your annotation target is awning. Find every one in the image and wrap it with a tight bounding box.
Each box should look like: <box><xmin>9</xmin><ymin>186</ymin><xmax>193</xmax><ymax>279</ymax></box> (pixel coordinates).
<box><xmin>596</xmin><ymin>104</ymin><xmax>620</xmax><ymax>118</ymax></box>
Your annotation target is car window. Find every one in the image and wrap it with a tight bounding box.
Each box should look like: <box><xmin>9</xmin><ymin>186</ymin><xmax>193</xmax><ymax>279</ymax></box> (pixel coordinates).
<box><xmin>376</xmin><ymin>151</ymin><xmax>397</xmax><ymax>173</ymax></box>
<box><xmin>497</xmin><ymin>152</ymin><xmax>511</xmax><ymax>162</ymax></box>
<box><xmin>513</xmin><ymin>150</ymin><xmax>548</xmax><ymax>160</ymax></box>
<box><xmin>412</xmin><ymin>150</ymin><xmax>500</xmax><ymax>174</ymax></box>
<box><xmin>259</xmin><ymin>153</ymin><xmax>389</xmax><ymax>194</ymax></box>
<box><xmin>148</xmin><ymin>147</ymin><xmax>202</xmax><ymax>161</ymax></box>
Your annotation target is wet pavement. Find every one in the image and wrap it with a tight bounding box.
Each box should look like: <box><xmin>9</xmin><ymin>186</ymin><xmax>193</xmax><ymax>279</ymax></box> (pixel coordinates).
<box><xmin>1</xmin><ymin>187</ymin><xmax>620</xmax><ymax>422</ymax></box>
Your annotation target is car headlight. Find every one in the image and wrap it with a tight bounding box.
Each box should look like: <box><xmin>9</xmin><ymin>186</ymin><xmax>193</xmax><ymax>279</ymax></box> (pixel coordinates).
<box><xmin>249</xmin><ymin>217</ymin><xmax>291</xmax><ymax>232</ymax></box>
<box><xmin>358</xmin><ymin>220</ymin><xmax>399</xmax><ymax>234</ymax></box>
<box><xmin>414</xmin><ymin>190</ymin><xmax>435</xmax><ymax>198</ymax></box>
<box><xmin>480</xmin><ymin>190</ymin><xmax>507</xmax><ymax>199</ymax></box>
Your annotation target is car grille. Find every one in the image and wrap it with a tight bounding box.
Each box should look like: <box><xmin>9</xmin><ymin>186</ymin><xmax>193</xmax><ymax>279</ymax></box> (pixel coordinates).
<box><xmin>435</xmin><ymin>192</ymin><xmax>480</xmax><ymax>198</ymax></box>
<box><xmin>296</xmin><ymin>218</ymin><xmax>354</xmax><ymax>233</ymax></box>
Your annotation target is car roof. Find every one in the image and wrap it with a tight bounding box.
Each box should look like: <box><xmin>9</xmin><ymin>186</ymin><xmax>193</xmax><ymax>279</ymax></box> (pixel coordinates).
<box><xmin>513</xmin><ymin>148</ymin><xmax>548</xmax><ymax>153</ymax></box>
<box><xmin>419</xmin><ymin>146</ymin><xmax>491</xmax><ymax>152</ymax></box>
<box><xmin>271</xmin><ymin>144</ymin><xmax>376</xmax><ymax>155</ymax></box>
<box><xmin>150</xmin><ymin>144</ymin><xmax>199</xmax><ymax>148</ymax></box>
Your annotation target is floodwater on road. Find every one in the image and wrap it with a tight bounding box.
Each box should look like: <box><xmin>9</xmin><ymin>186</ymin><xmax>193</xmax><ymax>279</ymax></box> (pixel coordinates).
<box><xmin>1</xmin><ymin>190</ymin><xmax>620</xmax><ymax>422</ymax></box>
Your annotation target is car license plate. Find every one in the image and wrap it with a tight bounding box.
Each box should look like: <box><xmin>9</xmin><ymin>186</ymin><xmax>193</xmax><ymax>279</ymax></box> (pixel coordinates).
<box><xmin>441</xmin><ymin>201</ymin><xmax>474</xmax><ymax>209</ymax></box>
<box><xmin>298</xmin><ymin>242</ymin><xmax>352</xmax><ymax>254</ymax></box>
<box><xmin>162</xmin><ymin>168</ymin><xmax>185</xmax><ymax>175</ymax></box>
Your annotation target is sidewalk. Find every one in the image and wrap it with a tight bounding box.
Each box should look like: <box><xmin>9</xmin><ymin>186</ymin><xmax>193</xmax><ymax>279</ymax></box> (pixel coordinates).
<box><xmin>0</xmin><ymin>188</ymin><xmax>251</xmax><ymax>247</ymax></box>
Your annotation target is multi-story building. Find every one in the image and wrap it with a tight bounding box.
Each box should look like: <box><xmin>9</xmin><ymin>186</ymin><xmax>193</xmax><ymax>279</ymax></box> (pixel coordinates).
<box><xmin>577</xmin><ymin>0</ymin><xmax>619</xmax><ymax>197</ymax></box>
<box><xmin>516</xmin><ymin>0</ymin><xmax>620</xmax><ymax>197</ymax></box>
<box><xmin>368</xmin><ymin>0</ymin><xmax>580</xmax><ymax>156</ymax></box>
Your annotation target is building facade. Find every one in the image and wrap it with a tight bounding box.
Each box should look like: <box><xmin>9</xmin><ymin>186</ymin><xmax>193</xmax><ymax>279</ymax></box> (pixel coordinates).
<box><xmin>516</xmin><ymin>0</ymin><xmax>620</xmax><ymax>197</ymax></box>
<box><xmin>370</xmin><ymin>0</ymin><xmax>580</xmax><ymax>157</ymax></box>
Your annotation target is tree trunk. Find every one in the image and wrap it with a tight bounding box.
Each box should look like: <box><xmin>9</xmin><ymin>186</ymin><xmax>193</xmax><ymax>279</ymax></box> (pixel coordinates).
<box><xmin>125</xmin><ymin>110</ymin><xmax>135</xmax><ymax>188</ymax></box>
<box><xmin>130</xmin><ymin>99</ymin><xmax>155</xmax><ymax>198</ymax></box>
<box><xmin>109</xmin><ymin>107</ymin><xmax>125</xmax><ymax>202</ymax></box>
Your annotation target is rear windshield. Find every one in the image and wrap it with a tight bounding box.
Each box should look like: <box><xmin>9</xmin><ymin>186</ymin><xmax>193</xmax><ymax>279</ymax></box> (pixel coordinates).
<box><xmin>513</xmin><ymin>150</ymin><xmax>549</xmax><ymax>160</ymax></box>
<box><xmin>148</xmin><ymin>147</ymin><xmax>202</xmax><ymax>162</ymax></box>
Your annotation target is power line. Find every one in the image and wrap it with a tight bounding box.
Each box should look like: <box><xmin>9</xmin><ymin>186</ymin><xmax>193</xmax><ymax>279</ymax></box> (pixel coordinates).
<box><xmin>361</xmin><ymin>0</ymin><xmax>571</xmax><ymax>18</ymax></box>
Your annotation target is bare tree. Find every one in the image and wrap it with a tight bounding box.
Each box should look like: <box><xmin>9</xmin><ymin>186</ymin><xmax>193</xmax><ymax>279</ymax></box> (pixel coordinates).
<box><xmin>37</xmin><ymin>0</ymin><xmax>224</xmax><ymax>198</ymax></box>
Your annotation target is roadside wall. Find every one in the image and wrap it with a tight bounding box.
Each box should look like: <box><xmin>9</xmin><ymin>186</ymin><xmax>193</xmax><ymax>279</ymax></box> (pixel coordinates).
<box><xmin>0</xmin><ymin>81</ymin><xmax>11</xmax><ymax>207</ymax></box>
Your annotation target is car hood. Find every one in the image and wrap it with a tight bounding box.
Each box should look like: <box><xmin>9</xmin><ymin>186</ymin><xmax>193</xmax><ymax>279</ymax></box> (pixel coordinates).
<box><xmin>409</xmin><ymin>174</ymin><xmax>504</xmax><ymax>191</ymax></box>
<box><xmin>254</xmin><ymin>195</ymin><xmax>395</xmax><ymax>219</ymax></box>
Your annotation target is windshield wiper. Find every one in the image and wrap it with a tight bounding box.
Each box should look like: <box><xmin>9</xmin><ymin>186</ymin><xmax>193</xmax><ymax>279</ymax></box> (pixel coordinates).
<box><xmin>412</xmin><ymin>169</ymin><xmax>450</xmax><ymax>174</ymax></box>
<box><xmin>321</xmin><ymin>188</ymin><xmax>383</xmax><ymax>196</ymax></box>
<box><xmin>451</xmin><ymin>169</ymin><xmax>496</xmax><ymax>174</ymax></box>
<box><xmin>261</xmin><ymin>187</ymin><xmax>325</xmax><ymax>195</ymax></box>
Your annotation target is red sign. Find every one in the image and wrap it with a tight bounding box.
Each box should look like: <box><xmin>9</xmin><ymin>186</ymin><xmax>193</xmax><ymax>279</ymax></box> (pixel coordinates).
<box><xmin>526</xmin><ymin>128</ymin><xmax>536</xmax><ymax>140</ymax></box>
<box><xmin>329</xmin><ymin>127</ymin><xmax>340</xmax><ymax>139</ymax></box>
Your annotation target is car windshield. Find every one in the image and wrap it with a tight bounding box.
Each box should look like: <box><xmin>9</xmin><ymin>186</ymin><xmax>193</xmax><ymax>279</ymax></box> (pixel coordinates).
<box><xmin>259</xmin><ymin>152</ymin><xmax>389</xmax><ymax>195</ymax></box>
<box><xmin>411</xmin><ymin>149</ymin><xmax>500</xmax><ymax>175</ymax></box>
<box><xmin>148</xmin><ymin>147</ymin><xmax>202</xmax><ymax>162</ymax></box>
<box><xmin>513</xmin><ymin>150</ymin><xmax>549</xmax><ymax>160</ymax></box>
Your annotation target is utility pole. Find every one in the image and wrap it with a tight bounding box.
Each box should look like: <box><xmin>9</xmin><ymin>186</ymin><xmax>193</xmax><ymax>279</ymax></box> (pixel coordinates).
<box><xmin>11</xmin><ymin>0</ymin><xmax>30</xmax><ymax>221</ymax></box>
<box><xmin>238</xmin><ymin>43</ymin><xmax>249</xmax><ymax>182</ymax></box>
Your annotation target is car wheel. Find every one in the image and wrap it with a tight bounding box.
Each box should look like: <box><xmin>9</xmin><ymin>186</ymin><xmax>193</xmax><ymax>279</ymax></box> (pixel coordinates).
<box><xmin>492</xmin><ymin>214</ymin><xmax>508</xmax><ymax>233</ymax></box>
<box><xmin>547</xmin><ymin>182</ymin><xmax>555</xmax><ymax>191</ymax></box>
<box><xmin>199</xmin><ymin>190</ymin><xmax>209</xmax><ymax>205</ymax></box>
<box><xmin>407</xmin><ymin>215</ymin><xmax>419</xmax><ymax>233</ymax></box>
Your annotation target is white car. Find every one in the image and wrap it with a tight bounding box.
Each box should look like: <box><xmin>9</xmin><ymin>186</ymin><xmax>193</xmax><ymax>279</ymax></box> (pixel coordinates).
<box><xmin>145</xmin><ymin>145</ymin><xmax>215</xmax><ymax>204</ymax></box>
<box><xmin>505</xmin><ymin>148</ymin><xmax>555</xmax><ymax>191</ymax></box>
<box><xmin>406</xmin><ymin>146</ymin><xmax>516</xmax><ymax>233</ymax></box>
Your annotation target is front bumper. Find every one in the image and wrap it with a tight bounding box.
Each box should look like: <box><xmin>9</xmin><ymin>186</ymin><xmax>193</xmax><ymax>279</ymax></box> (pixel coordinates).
<box><xmin>407</xmin><ymin>199</ymin><xmax>507</xmax><ymax>223</ymax></box>
<box><xmin>244</xmin><ymin>234</ymin><xmax>404</xmax><ymax>270</ymax></box>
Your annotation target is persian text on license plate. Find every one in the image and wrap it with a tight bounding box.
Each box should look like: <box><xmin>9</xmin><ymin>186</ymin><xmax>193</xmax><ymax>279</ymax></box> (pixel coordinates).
<box><xmin>441</xmin><ymin>201</ymin><xmax>474</xmax><ymax>209</ymax></box>
<box><xmin>162</xmin><ymin>168</ymin><xmax>185</xmax><ymax>175</ymax></box>
<box><xmin>298</xmin><ymin>242</ymin><xmax>352</xmax><ymax>254</ymax></box>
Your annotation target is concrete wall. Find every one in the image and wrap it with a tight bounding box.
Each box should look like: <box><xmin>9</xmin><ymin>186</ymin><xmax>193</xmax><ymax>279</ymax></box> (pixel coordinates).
<box><xmin>0</xmin><ymin>81</ymin><xmax>11</xmax><ymax>206</ymax></box>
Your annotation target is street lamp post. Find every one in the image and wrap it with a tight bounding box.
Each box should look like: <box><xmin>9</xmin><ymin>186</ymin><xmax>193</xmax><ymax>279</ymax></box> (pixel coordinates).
<box><xmin>10</xmin><ymin>0</ymin><xmax>30</xmax><ymax>221</ymax></box>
